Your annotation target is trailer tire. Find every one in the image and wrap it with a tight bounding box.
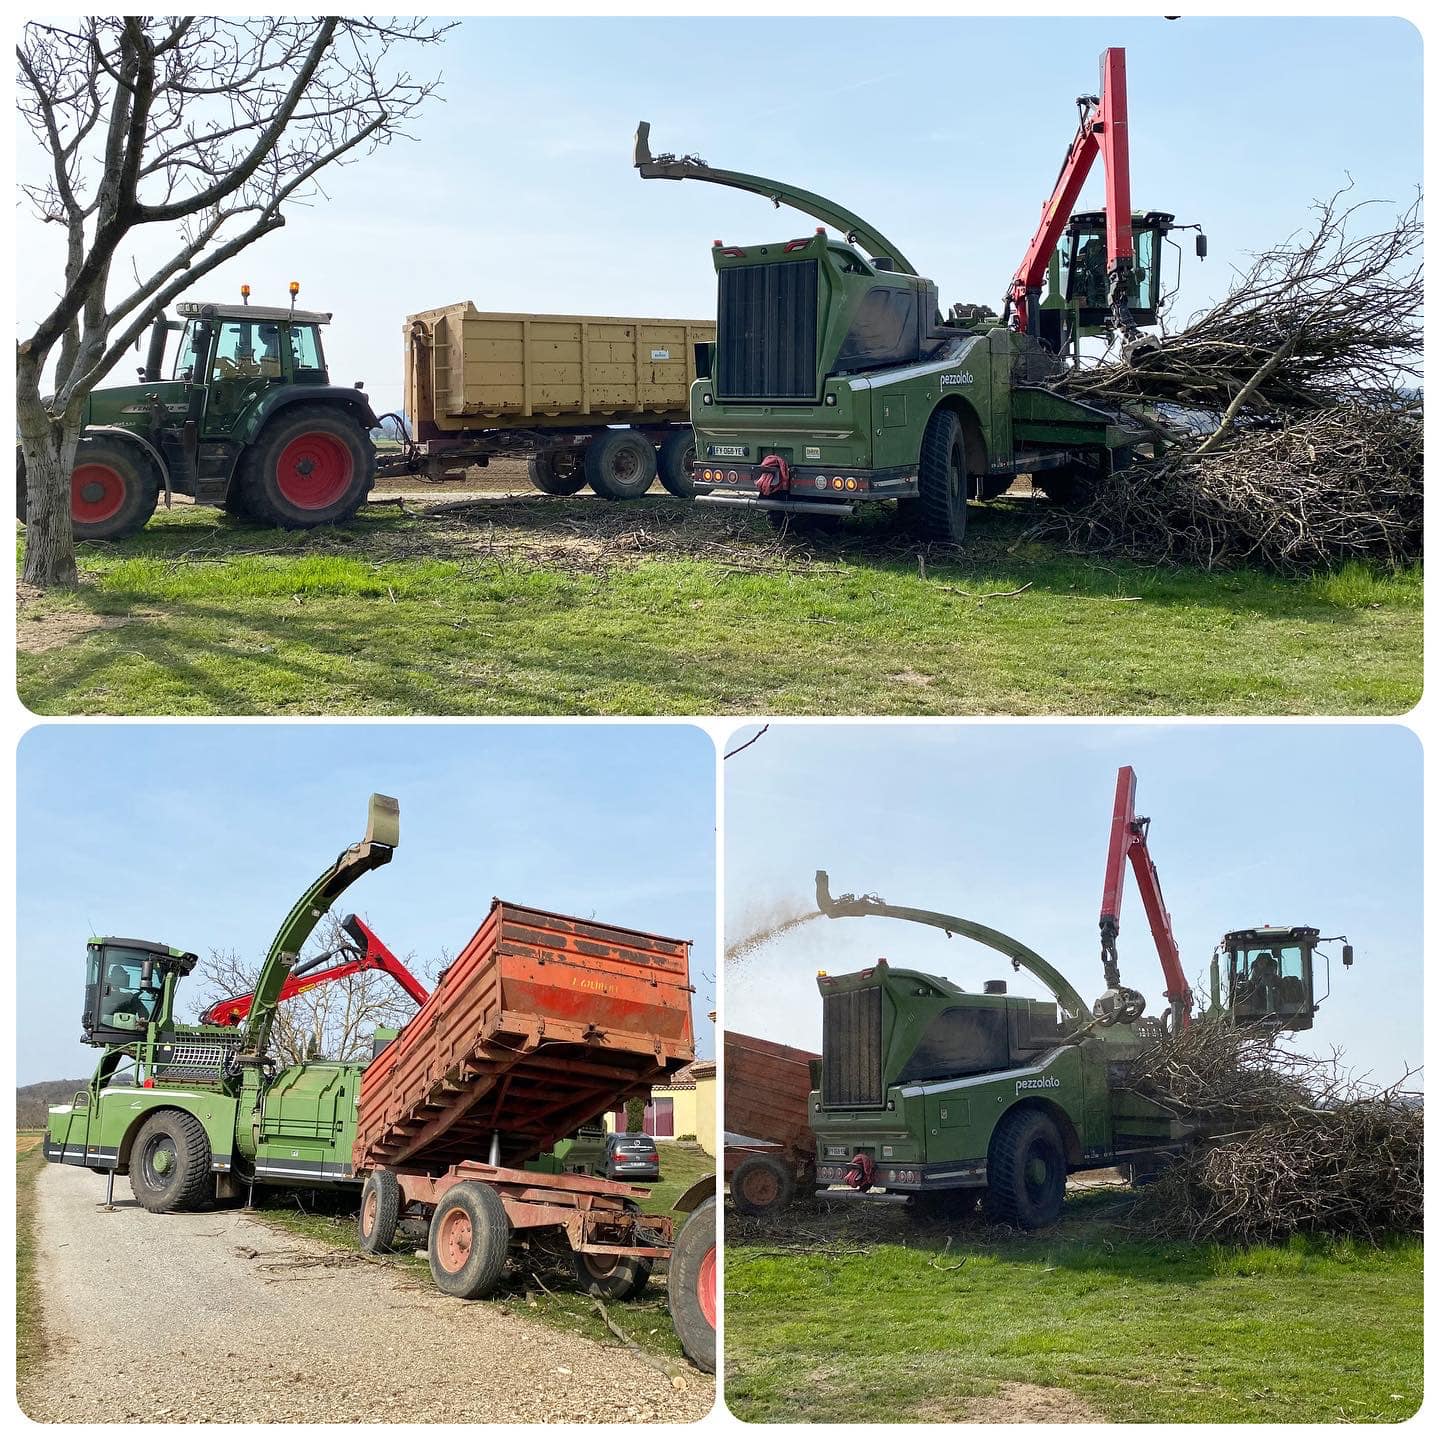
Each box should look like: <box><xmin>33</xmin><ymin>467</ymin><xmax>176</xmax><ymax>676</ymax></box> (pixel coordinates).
<box><xmin>668</xmin><ymin>1196</ymin><xmax>716</xmax><ymax>1374</ymax></box>
<box><xmin>572</xmin><ymin>1249</ymin><xmax>653</xmax><ymax>1301</ymax></box>
<box><xmin>358</xmin><ymin>1171</ymin><xmax>401</xmax><ymax>1253</ymax></box>
<box><xmin>528</xmin><ymin>448</ymin><xmax>587</xmax><ymax>496</ymax></box>
<box><xmin>129</xmin><ymin>1110</ymin><xmax>213</xmax><ymax>1214</ymax></box>
<box><xmin>984</xmin><ymin>1108</ymin><xmax>1067</xmax><ymax>1230</ymax></box>
<box><xmin>730</xmin><ymin>1154</ymin><xmax>795</xmax><ymax>1217</ymax></box>
<box><xmin>427</xmin><ymin>1182</ymin><xmax>511</xmax><ymax>1299</ymax></box>
<box><xmin>656</xmin><ymin>429</ymin><xmax>697</xmax><ymax>498</ymax></box>
<box><xmin>915</xmin><ymin>408</ymin><xmax>968</xmax><ymax>543</ymax></box>
<box><xmin>242</xmin><ymin>404</ymin><xmax>375</xmax><ymax>528</ymax></box>
<box><xmin>18</xmin><ymin>439</ymin><xmax>161</xmax><ymax>541</ymax></box>
<box><xmin>585</xmin><ymin>429</ymin><xmax>657</xmax><ymax>500</ymax></box>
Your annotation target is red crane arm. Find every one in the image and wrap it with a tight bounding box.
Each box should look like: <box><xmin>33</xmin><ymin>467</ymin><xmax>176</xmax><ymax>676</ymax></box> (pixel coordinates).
<box><xmin>1099</xmin><ymin>765</ymin><xmax>1193</xmax><ymax>1026</ymax></box>
<box><xmin>200</xmin><ymin>914</ymin><xmax>428</xmax><ymax>1026</ymax></box>
<box><xmin>1008</xmin><ymin>47</ymin><xmax>1134</xmax><ymax>333</ymax></box>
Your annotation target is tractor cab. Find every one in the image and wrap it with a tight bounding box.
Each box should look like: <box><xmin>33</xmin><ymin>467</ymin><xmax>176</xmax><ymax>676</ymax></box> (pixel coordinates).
<box><xmin>1213</xmin><ymin>926</ymin><xmax>1353</xmax><ymax>1033</ymax></box>
<box><xmin>82</xmin><ymin>937</ymin><xmax>197</xmax><ymax>1048</ymax></box>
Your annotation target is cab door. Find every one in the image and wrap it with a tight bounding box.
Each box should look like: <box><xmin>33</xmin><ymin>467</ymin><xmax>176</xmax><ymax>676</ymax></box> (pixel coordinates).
<box><xmin>202</xmin><ymin>318</ymin><xmax>288</xmax><ymax>437</ymax></box>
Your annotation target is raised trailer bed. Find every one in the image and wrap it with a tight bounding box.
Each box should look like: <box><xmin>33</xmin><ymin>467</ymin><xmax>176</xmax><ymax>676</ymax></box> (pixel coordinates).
<box><xmin>724</xmin><ymin>1031</ymin><xmax>819</xmax><ymax>1218</ymax></box>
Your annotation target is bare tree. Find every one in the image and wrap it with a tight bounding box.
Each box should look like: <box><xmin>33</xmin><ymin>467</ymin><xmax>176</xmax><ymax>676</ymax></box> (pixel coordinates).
<box><xmin>16</xmin><ymin>16</ymin><xmax>450</xmax><ymax>587</ymax></box>
<box><xmin>190</xmin><ymin>912</ymin><xmax>439</xmax><ymax>1068</ymax></box>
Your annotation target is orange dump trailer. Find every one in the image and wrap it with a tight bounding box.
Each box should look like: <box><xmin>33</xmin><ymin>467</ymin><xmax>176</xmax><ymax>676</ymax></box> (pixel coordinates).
<box><xmin>725</xmin><ymin>1031</ymin><xmax>819</xmax><ymax>1218</ymax></box>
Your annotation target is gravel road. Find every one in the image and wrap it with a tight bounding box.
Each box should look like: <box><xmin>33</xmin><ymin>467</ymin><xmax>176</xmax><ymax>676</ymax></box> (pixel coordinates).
<box><xmin>21</xmin><ymin>1163</ymin><xmax>714</xmax><ymax>1424</ymax></box>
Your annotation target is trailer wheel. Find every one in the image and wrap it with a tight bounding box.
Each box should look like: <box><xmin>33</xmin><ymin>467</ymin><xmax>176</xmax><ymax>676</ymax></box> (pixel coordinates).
<box><xmin>730</xmin><ymin>1154</ymin><xmax>795</xmax><ymax>1217</ymax></box>
<box><xmin>527</xmin><ymin>448</ymin><xmax>587</xmax><ymax>496</ymax></box>
<box><xmin>18</xmin><ymin>440</ymin><xmax>161</xmax><ymax>541</ymax></box>
<box><xmin>585</xmin><ymin>430</ymin><xmax>657</xmax><ymax>500</ymax></box>
<box><xmin>984</xmin><ymin>1109</ymin><xmax>1067</xmax><ymax>1229</ymax></box>
<box><xmin>656</xmin><ymin>429</ymin><xmax>697</xmax><ymax>498</ymax></box>
<box><xmin>427</xmin><ymin>1182</ymin><xmax>511</xmax><ymax>1299</ymax></box>
<box><xmin>129</xmin><ymin>1110</ymin><xmax>213</xmax><ymax>1214</ymax></box>
<box><xmin>358</xmin><ymin>1171</ymin><xmax>401</xmax><ymax>1253</ymax></box>
<box><xmin>572</xmin><ymin>1249</ymin><xmax>653</xmax><ymax>1301</ymax></box>
<box><xmin>242</xmin><ymin>403</ymin><xmax>375</xmax><ymax>528</ymax></box>
<box><xmin>914</xmin><ymin>408</ymin><xmax>968</xmax><ymax>543</ymax></box>
<box><xmin>668</xmin><ymin>1197</ymin><xmax>716</xmax><ymax>1374</ymax></box>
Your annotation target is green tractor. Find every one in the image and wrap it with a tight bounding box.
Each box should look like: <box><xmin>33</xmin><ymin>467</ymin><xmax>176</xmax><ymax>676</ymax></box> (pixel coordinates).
<box><xmin>19</xmin><ymin>291</ymin><xmax>379</xmax><ymax>542</ymax></box>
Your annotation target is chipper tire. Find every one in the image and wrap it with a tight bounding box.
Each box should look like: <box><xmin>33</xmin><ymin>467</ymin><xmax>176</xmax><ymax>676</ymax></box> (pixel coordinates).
<box><xmin>241</xmin><ymin>403</ymin><xmax>375</xmax><ymax>529</ymax></box>
<box><xmin>427</xmin><ymin>1181</ymin><xmax>511</xmax><ymax>1299</ymax></box>
<box><xmin>18</xmin><ymin>439</ymin><xmax>160</xmax><ymax>542</ymax></box>
<box><xmin>914</xmin><ymin>407</ymin><xmax>968</xmax><ymax>544</ymax></box>
<box><xmin>527</xmin><ymin>448</ymin><xmax>587</xmax><ymax>496</ymax></box>
<box><xmin>668</xmin><ymin>1197</ymin><xmax>716</xmax><ymax>1374</ymax></box>
<box><xmin>358</xmin><ymin>1171</ymin><xmax>401</xmax><ymax>1253</ymax></box>
<box><xmin>572</xmin><ymin>1249</ymin><xmax>653</xmax><ymax>1301</ymax></box>
<box><xmin>984</xmin><ymin>1108</ymin><xmax>1067</xmax><ymax>1230</ymax></box>
<box><xmin>730</xmin><ymin>1153</ymin><xmax>795</xmax><ymax>1218</ymax></box>
<box><xmin>585</xmin><ymin>429</ymin><xmax>657</xmax><ymax>500</ymax></box>
<box><xmin>656</xmin><ymin>429</ymin><xmax>698</xmax><ymax>498</ymax></box>
<box><xmin>129</xmin><ymin>1110</ymin><xmax>213</xmax><ymax>1214</ymax></box>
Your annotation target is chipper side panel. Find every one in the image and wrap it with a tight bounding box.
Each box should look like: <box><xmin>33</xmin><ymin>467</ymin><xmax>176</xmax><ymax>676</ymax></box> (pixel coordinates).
<box><xmin>354</xmin><ymin>900</ymin><xmax>694</xmax><ymax>1173</ymax></box>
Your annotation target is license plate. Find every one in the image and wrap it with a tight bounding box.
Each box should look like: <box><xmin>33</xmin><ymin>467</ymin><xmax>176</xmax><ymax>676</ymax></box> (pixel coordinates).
<box><xmin>709</xmin><ymin>445</ymin><xmax>746</xmax><ymax>459</ymax></box>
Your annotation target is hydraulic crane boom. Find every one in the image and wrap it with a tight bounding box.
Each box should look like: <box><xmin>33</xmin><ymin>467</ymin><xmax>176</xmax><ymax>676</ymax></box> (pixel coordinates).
<box><xmin>1098</xmin><ymin>766</ymin><xmax>1192</xmax><ymax>1028</ymax></box>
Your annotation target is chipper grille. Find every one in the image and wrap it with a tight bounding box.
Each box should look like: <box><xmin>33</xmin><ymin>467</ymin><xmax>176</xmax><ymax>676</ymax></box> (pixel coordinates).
<box><xmin>821</xmin><ymin>986</ymin><xmax>884</xmax><ymax>1109</ymax></box>
<box><xmin>717</xmin><ymin>260</ymin><xmax>818</xmax><ymax>402</ymax></box>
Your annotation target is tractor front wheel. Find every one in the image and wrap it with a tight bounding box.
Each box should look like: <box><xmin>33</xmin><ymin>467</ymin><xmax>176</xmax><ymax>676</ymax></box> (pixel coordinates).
<box><xmin>985</xmin><ymin>1108</ymin><xmax>1067</xmax><ymax>1229</ymax></box>
<box><xmin>668</xmin><ymin>1197</ymin><xmax>716</xmax><ymax>1374</ymax></box>
<box><xmin>730</xmin><ymin>1154</ymin><xmax>795</xmax><ymax>1218</ymax></box>
<box><xmin>129</xmin><ymin>1110</ymin><xmax>213</xmax><ymax>1214</ymax></box>
<box><xmin>358</xmin><ymin>1171</ymin><xmax>401</xmax><ymax>1253</ymax></box>
<box><xmin>242</xmin><ymin>405</ymin><xmax>374</xmax><ymax>528</ymax></box>
<box><xmin>18</xmin><ymin>440</ymin><xmax>161</xmax><ymax>541</ymax></box>
<box><xmin>426</xmin><ymin>1182</ymin><xmax>511</xmax><ymax>1299</ymax></box>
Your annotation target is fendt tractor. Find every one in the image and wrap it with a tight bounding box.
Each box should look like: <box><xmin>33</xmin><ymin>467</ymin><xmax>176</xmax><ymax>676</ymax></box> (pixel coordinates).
<box><xmin>729</xmin><ymin>767</ymin><xmax>1353</xmax><ymax>1229</ymax></box>
<box><xmin>637</xmin><ymin>46</ymin><xmax>1206</xmax><ymax>539</ymax></box>
<box><xmin>44</xmin><ymin>794</ymin><xmax>716</xmax><ymax>1372</ymax></box>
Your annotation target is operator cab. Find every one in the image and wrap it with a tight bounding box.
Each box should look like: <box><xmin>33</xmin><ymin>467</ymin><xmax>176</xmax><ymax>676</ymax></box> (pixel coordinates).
<box><xmin>82</xmin><ymin>938</ymin><xmax>197</xmax><ymax>1047</ymax></box>
<box><xmin>1216</xmin><ymin>926</ymin><xmax>1352</xmax><ymax>1033</ymax></box>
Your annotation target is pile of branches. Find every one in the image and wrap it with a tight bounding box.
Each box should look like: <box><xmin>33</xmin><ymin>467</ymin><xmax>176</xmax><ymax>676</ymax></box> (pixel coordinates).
<box><xmin>1115</xmin><ymin>1018</ymin><xmax>1422</xmax><ymax>1244</ymax></box>
<box><xmin>1034</xmin><ymin>191</ymin><xmax>1423</xmax><ymax>572</ymax></box>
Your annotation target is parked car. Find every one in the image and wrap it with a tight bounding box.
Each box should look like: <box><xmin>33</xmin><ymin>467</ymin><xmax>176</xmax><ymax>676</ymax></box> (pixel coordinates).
<box><xmin>604</xmin><ymin>1132</ymin><xmax>661</xmax><ymax>1181</ymax></box>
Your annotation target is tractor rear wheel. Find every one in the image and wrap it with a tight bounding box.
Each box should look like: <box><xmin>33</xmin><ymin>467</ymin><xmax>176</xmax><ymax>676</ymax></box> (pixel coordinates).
<box><xmin>358</xmin><ymin>1171</ymin><xmax>401</xmax><ymax>1253</ymax></box>
<box><xmin>984</xmin><ymin>1109</ymin><xmax>1067</xmax><ymax>1229</ymax></box>
<box><xmin>585</xmin><ymin>430</ymin><xmax>657</xmax><ymax>500</ymax></box>
<box><xmin>527</xmin><ymin>448</ymin><xmax>587</xmax><ymax>496</ymax></box>
<box><xmin>730</xmin><ymin>1154</ymin><xmax>795</xmax><ymax>1217</ymax></box>
<box><xmin>657</xmin><ymin>429</ymin><xmax>697</xmax><ymax>498</ymax></box>
<box><xmin>242</xmin><ymin>404</ymin><xmax>374</xmax><ymax>528</ymax></box>
<box><xmin>668</xmin><ymin>1197</ymin><xmax>716</xmax><ymax>1374</ymax></box>
<box><xmin>129</xmin><ymin>1110</ymin><xmax>213</xmax><ymax>1213</ymax></box>
<box><xmin>427</xmin><ymin>1181</ymin><xmax>511</xmax><ymax>1299</ymax></box>
<box><xmin>914</xmin><ymin>408</ymin><xmax>968</xmax><ymax>543</ymax></box>
<box><xmin>572</xmin><ymin>1248</ymin><xmax>652</xmax><ymax>1301</ymax></box>
<box><xmin>18</xmin><ymin>440</ymin><xmax>160</xmax><ymax>541</ymax></box>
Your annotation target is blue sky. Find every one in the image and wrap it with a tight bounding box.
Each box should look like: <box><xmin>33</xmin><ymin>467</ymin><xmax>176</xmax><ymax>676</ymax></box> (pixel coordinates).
<box><xmin>16</xmin><ymin>15</ymin><xmax>1421</xmax><ymax>415</ymax></box>
<box><xmin>724</xmin><ymin>723</ymin><xmax>1423</xmax><ymax>1089</ymax></box>
<box><xmin>15</xmin><ymin>723</ymin><xmax>716</xmax><ymax>1084</ymax></box>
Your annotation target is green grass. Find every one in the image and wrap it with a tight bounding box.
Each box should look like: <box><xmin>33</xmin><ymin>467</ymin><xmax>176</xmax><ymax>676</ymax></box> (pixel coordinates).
<box><xmin>16</xmin><ymin>1139</ymin><xmax>47</xmax><ymax>1386</ymax></box>
<box><xmin>15</xmin><ymin>498</ymin><xmax>1422</xmax><ymax>715</ymax></box>
<box><xmin>726</xmin><ymin>1194</ymin><xmax>1423</xmax><ymax>1423</ymax></box>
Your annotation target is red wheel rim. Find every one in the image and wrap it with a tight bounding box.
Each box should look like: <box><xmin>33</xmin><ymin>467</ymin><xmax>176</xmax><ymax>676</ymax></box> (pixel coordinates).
<box><xmin>361</xmin><ymin>1190</ymin><xmax>377</xmax><ymax>1237</ymax></box>
<box><xmin>275</xmin><ymin>431</ymin><xmax>354</xmax><ymax>509</ymax></box>
<box><xmin>71</xmin><ymin>463</ymin><xmax>126</xmax><ymax>523</ymax></box>
<box><xmin>436</xmin><ymin>1207</ymin><xmax>472</xmax><ymax>1272</ymax></box>
<box><xmin>742</xmin><ymin>1168</ymin><xmax>780</xmax><ymax>1207</ymax></box>
<box><xmin>697</xmin><ymin>1244</ymin><xmax>716</xmax><ymax>1328</ymax></box>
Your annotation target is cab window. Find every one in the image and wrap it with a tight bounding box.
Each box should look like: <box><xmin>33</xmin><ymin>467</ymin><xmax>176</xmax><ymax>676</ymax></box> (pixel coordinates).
<box><xmin>172</xmin><ymin>321</ymin><xmax>206</xmax><ymax>381</ymax></box>
<box><xmin>212</xmin><ymin>320</ymin><xmax>284</xmax><ymax>381</ymax></box>
<box><xmin>289</xmin><ymin>324</ymin><xmax>325</xmax><ymax>377</ymax></box>
<box><xmin>834</xmin><ymin>287</ymin><xmax>919</xmax><ymax>373</ymax></box>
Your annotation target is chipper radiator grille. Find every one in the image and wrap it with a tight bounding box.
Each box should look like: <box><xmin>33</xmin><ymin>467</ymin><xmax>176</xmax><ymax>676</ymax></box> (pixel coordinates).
<box><xmin>821</xmin><ymin>986</ymin><xmax>884</xmax><ymax>1109</ymax></box>
<box><xmin>717</xmin><ymin>260</ymin><xmax>818</xmax><ymax>402</ymax></box>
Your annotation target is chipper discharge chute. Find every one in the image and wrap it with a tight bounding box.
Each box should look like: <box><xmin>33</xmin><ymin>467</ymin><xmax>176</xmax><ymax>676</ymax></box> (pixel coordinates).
<box><xmin>724</xmin><ymin>1031</ymin><xmax>819</xmax><ymax>1218</ymax></box>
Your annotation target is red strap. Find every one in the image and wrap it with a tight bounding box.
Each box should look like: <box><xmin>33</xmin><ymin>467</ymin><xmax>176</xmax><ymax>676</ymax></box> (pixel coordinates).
<box><xmin>755</xmin><ymin>453</ymin><xmax>791</xmax><ymax>497</ymax></box>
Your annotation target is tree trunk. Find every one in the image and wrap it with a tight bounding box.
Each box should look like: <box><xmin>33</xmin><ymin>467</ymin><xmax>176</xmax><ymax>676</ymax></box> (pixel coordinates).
<box><xmin>16</xmin><ymin>362</ymin><xmax>79</xmax><ymax>588</ymax></box>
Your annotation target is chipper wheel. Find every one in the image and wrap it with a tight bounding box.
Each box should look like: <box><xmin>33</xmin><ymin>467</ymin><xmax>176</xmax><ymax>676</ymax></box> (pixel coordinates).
<box><xmin>668</xmin><ymin>1197</ymin><xmax>716</xmax><ymax>1374</ymax></box>
<box><xmin>427</xmin><ymin>1181</ymin><xmax>512</xmax><ymax>1299</ymax></box>
<box><xmin>527</xmin><ymin>447</ymin><xmax>588</xmax><ymax>496</ymax></box>
<box><xmin>913</xmin><ymin>407</ymin><xmax>968</xmax><ymax>544</ymax></box>
<box><xmin>240</xmin><ymin>403</ymin><xmax>375</xmax><ymax>528</ymax></box>
<box><xmin>984</xmin><ymin>1108</ymin><xmax>1067</xmax><ymax>1230</ymax></box>
<box><xmin>585</xmin><ymin>429</ymin><xmax>657</xmax><ymax>500</ymax></box>
<box><xmin>656</xmin><ymin>429</ymin><xmax>698</xmax><ymax>498</ymax></box>
<box><xmin>730</xmin><ymin>1153</ymin><xmax>795</xmax><ymax>1218</ymax></box>
<box><xmin>357</xmin><ymin>1171</ymin><xmax>401</xmax><ymax>1253</ymax></box>
<box><xmin>129</xmin><ymin>1110</ymin><xmax>213</xmax><ymax>1213</ymax></box>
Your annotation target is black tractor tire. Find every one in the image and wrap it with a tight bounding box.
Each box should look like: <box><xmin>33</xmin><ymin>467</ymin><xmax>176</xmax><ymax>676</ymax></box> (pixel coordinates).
<box><xmin>668</xmin><ymin>1197</ymin><xmax>716</xmax><ymax>1374</ymax></box>
<box><xmin>730</xmin><ymin>1154</ymin><xmax>796</xmax><ymax>1218</ymax></box>
<box><xmin>427</xmin><ymin>1181</ymin><xmax>512</xmax><ymax>1299</ymax></box>
<box><xmin>914</xmin><ymin>407</ymin><xmax>968</xmax><ymax>543</ymax></box>
<box><xmin>656</xmin><ymin>429</ymin><xmax>698</xmax><ymax>498</ymax></box>
<box><xmin>221</xmin><ymin>482</ymin><xmax>255</xmax><ymax>520</ymax></box>
<box><xmin>572</xmin><ymin>1248</ymin><xmax>653</xmax><ymax>1301</ymax></box>
<box><xmin>585</xmin><ymin>429</ymin><xmax>657</xmax><ymax>500</ymax></box>
<box><xmin>907</xmin><ymin>1188</ymin><xmax>983</xmax><ymax>1223</ymax></box>
<box><xmin>527</xmin><ymin>448</ymin><xmax>587</xmax><ymax>496</ymax></box>
<box><xmin>18</xmin><ymin>439</ymin><xmax>161</xmax><ymax>541</ymax></box>
<box><xmin>984</xmin><ymin>1108</ymin><xmax>1067</xmax><ymax>1230</ymax></box>
<box><xmin>358</xmin><ymin>1171</ymin><xmax>402</xmax><ymax>1253</ymax></box>
<box><xmin>241</xmin><ymin>404</ymin><xmax>375</xmax><ymax>529</ymax></box>
<box><xmin>129</xmin><ymin>1110</ymin><xmax>213</xmax><ymax>1214</ymax></box>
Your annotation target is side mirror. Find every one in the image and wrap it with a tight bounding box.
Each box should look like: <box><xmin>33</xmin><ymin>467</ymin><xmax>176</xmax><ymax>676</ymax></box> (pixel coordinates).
<box><xmin>1195</xmin><ymin>232</ymin><xmax>1208</xmax><ymax>260</ymax></box>
<box><xmin>1342</xmin><ymin>944</ymin><xmax>1354</xmax><ymax>968</ymax></box>
<box><xmin>140</xmin><ymin>958</ymin><xmax>154</xmax><ymax>986</ymax></box>
<box><xmin>694</xmin><ymin>341</ymin><xmax>714</xmax><ymax>381</ymax></box>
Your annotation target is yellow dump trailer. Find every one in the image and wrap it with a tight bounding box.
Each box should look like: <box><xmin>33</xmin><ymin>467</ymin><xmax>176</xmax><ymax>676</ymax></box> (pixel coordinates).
<box><xmin>398</xmin><ymin>304</ymin><xmax>715</xmax><ymax>500</ymax></box>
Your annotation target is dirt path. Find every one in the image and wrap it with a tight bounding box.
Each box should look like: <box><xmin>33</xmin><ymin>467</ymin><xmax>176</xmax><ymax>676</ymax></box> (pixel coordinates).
<box><xmin>21</xmin><ymin>1163</ymin><xmax>713</xmax><ymax>1424</ymax></box>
